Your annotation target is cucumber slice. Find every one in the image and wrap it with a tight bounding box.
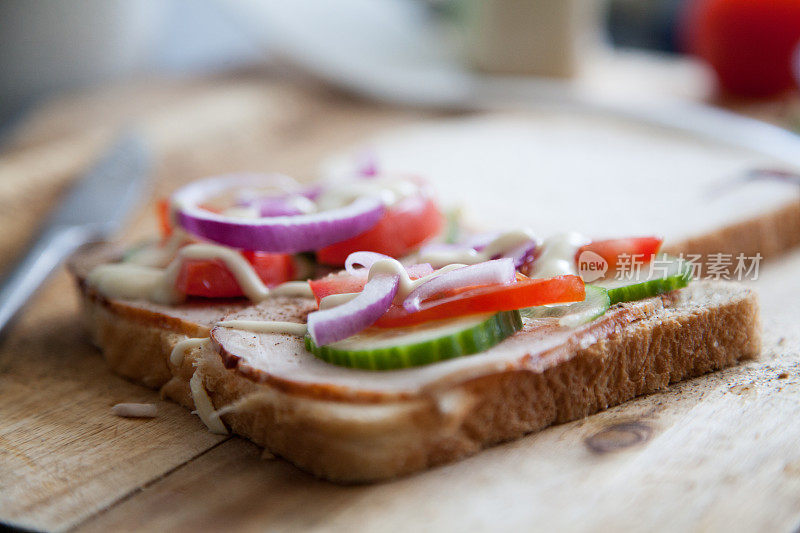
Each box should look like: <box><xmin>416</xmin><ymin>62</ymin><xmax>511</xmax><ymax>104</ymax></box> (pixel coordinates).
<box><xmin>597</xmin><ymin>254</ymin><xmax>692</xmax><ymax>305</ymax></box>
<box><xmin>305</xmin><ymin>310</ymin><xmax>522</xmax><ymax>370</ymax></box>
<box><xmin>522</xmin><ymin>285</ymin><xmax>611</xmax><ymax>327</ymax></box>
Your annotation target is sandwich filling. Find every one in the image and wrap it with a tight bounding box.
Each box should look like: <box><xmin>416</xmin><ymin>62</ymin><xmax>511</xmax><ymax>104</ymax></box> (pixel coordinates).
<box><xmin>87</xmin><ymin>172</ymin><xmax>689</xmax><ymax>372</ymax></box>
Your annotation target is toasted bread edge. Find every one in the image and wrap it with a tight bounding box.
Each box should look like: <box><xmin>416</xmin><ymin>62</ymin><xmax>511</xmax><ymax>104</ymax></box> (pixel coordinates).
<box><xmin>77</xmin><ymin>280</ymin><xmax>760</xmax><ymax>483</ymax></box>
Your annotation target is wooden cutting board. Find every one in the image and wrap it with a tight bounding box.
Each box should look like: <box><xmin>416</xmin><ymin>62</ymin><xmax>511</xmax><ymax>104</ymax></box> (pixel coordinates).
<box><xmin>1</xmin><ymin>68</ymin><xmax>800</xmax><ymax>533</ymax></box>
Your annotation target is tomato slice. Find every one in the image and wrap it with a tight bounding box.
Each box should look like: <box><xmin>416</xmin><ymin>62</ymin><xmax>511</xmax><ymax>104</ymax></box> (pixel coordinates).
<box><xmin>176</xmin><ymin>252</ymin><xmax>295</xmax><ymax>298</ymax></box>
<box><xmin>308</xmin><ymin>268</ymin><xmax>430</xmax><ymax>305</ymax></box>
<box><xmin>308</xmin><ymin>271</ymin><xmax>369</xmax><ymax>305</ymax></box>
<box><xmin>577</xmin><ymin>237</ymin><xmax>662</xmax><ymax>270</ymax></box>
<box><xmin>156</xmin><ymin>198</ymin><xmax>173</xmax><ymax>239</ymax></box>
<box><xmin>375</xmin><ymin>275</ymin><xmax>585</xmax><ymax>328</ymax></box>
<box><xmin>316</xmin><ymin>194</ymin><xmax>443</xmax><ymax>265</ymax></box>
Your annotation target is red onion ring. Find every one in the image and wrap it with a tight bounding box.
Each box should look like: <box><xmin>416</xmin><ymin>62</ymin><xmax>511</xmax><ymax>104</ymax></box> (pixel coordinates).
<box><xmin>172</xmin><ymin>175</ymin><xmax>385</xmax><ymax>253</ymax></box>
<box><xmin>307</xmin><ymin>274</ymin><xmax>400</xmax><ymax>346</ymax></box>
<box><xmin>403</xmin><ymin>258</ymin><xmax>516</xmax><ymax>312</ymax></box>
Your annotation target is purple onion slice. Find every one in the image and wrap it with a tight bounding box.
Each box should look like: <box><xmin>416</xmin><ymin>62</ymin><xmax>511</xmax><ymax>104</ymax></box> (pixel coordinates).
<box><xmin>307</xmin><ymin>274</ymin><xmax>400</xmax><ymax>346</ymax></box>
<box><xmin>172</xmin><ymin>174</ymin><xmax>385</xmax><ymax>253</ymax></box>
<box><xmin>402</xmin><ymin>258</ymin><xmax>516</xmax><ymax>312</ymax></box>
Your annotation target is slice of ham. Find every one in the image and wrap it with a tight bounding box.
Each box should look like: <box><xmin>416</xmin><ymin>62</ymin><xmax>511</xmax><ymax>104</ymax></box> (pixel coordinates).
<box><xmin>211</xmin><ymin>294</ymin><xmax>678</xmax><ymax>403</ymax></box>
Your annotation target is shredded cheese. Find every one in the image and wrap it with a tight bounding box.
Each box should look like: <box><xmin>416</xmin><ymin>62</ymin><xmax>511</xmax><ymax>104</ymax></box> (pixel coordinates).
<box><xmin>111</xmin><ymin>403</ymin><xmax>157</xmax><ymax>418</ymax></box>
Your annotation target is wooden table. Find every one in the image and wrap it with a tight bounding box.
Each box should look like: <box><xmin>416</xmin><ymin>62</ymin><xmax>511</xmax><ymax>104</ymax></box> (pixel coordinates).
<box><xmin>2</xmin><ymin>61</ymin><xmax>800</xmax><ymax>532</ymax></box>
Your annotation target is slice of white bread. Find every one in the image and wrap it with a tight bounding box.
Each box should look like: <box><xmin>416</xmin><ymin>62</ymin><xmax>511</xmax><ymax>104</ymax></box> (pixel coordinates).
<box><xmin>70</xmin><ymin>245</ymin><xmax>245</xmax><ymax>390</ymax></box>
<box><xmin>323</xmin><ymin>113</ymin><xmax>800</xmax><ymax>261</ymax></box>
<box><xmin>74</xmin><ymin>267</ymin><xmax>760</xmax><ymax>482</ymax></box>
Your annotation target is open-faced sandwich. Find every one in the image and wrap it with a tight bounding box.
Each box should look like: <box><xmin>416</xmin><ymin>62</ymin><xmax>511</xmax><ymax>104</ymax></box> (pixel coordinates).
<box><xmin>70</xmin><ymin>171</ymin><xmax>760</xmax><ymax>482</ymax></box>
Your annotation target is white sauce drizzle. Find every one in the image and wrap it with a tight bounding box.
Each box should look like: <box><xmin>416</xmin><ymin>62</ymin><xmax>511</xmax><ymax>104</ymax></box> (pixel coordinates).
<box><xmin>170</xmin><ymin>244</ymin><xmax>271</xmax><ymax>301</ymax></box>
<box><xmin>89</xmin><ymin>243</ymin><xmax>288</xmax><ymax>305</ymax></box>
<box><xmin>189</xmin><ymin>369</ymin><xmax>228</xmax><ymax>435</ymax></box>
<box><xmin>529</xmin><ymin>232</ymin><xmax>590</xmax><ymax>278</ymax></box>
<box><xmin>417</xmin><ymin>228</ymin><xmax>538</xmax><ymax>268</ymax></box>
<box><xmin>368</xmin><ymin>260</ymin><xmax>466</xmax><ymax>303</ymax></box>
<box><xmin>216</xmin><ymin>320</ymin><xmax>308</xmax><ymax>336</ymax></box>
<box><xmin>170</xmin><ymin>337</ymin><xmax>211</xmax><ymax>366</ymax></box>
<box><xmin>315</xmin><ymin>176</ymin><xmax>420</xmax><ymax>211</ymax></box>
<box><xmin>125</xmin><ymin>230</ymin><xmax>189</xmax><ymax>268</ymax></box>
<box><xmin>270</xmin><ymin>281</ymin><xmax>314</xmax><ymax>298</ymax></box>
<box><xmin>318</xmin><ymin>292</ymin><xmax>359</xmax><ymax>310</ymax></box>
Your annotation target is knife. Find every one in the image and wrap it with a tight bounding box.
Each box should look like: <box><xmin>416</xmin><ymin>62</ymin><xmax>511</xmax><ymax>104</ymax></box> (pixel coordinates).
<box><xmin>0</xmin><ymin>132</ymin><xmax>151</xmax><ymax>335</ymax></box>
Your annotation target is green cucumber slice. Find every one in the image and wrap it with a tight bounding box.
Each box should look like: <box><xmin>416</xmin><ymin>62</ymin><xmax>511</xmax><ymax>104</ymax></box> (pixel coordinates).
<box><xmin>522</xmin><ymin>285</ymin><xmax>611</xmax><ymax>327</ymax></box>
<box><xmin>305</xmin><ymin>310</ymin><xmax>522</xmax><ymax>370</ymax></box>
<box><xmin>597</xmin><ymin>254</ymin><xmax>692</xmax><ymax>305</ymax></box>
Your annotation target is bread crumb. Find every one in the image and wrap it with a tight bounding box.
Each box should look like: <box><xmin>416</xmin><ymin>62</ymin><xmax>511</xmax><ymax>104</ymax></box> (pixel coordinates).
<box><xmin>111</xmin><ymin>403</ymin><xmax>157</xmax><ymax>418</ymax></box>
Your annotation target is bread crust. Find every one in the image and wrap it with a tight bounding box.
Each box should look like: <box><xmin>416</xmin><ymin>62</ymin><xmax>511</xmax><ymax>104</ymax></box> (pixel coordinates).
<box><xmin>663</xmin><ymin>198</ymin><xmax>800</xmax><ymax>264</ymax></box>
<box><xmin>76</xmin><ymin>277</ymin><xmax>760</xmax><ymax>482</ymax></box>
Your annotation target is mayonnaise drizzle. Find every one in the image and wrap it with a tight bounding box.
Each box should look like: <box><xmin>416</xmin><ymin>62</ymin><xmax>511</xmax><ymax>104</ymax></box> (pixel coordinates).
<box><xmin>170</xmin><ymin>337</ymin><xmax>211</xmax><ymax>366</ymax></box>
<box><xmin>189</xmin><ymin>369</ymin><xmax>228</xmax><ymax>435</ymax></box>
<box><xmin>270</xmin><ymin>281</ymin><xmax>314</xmax><ymax>298</ymax></box>
<box><xmin>216</xmin><ymin>320</ymin><xmax>308</xmax><ymax>336</ymax></box>
<box><xmin>122</xmin><ymin>232</ymin><xmax>187</xmax><ymax>269</ymax></box>
<box><xmin>173</xmin><ymin>244</ymin><xmax>271</xmax><ymax>300</ymax></box>
<box><xmin>319</xmin><ymin>292</ymin><xmax>359</xmax><ymax>310</ymax></box>
<box><xmin>88</xmin><ymin>243</ymin><xmax>313</xmax><ymax>305</ymax></box>
<box><xmin>315</xmin><ymin>176</ymin><xmax>420</xmax><ymax>211</ymax></box>
<box><xmin>417</xmin><ymin>229</ymin><xmax>539</xmax><ymax>268</ymax></box>
<box><xmin>368</xmin><ymin>260</ymin><xmax>466</xmax><ymax>303</ymax></box>
<box><xmin>529</xmin><ymin>232</ymin><xmax>590</xmax><ymax>278</ymax></box>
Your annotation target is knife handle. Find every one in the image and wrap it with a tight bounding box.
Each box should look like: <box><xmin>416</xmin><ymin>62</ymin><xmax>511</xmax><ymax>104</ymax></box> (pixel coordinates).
<box><xmin>0</xmin><ymin>225</ymin><xmax>94</xmax><ymax>337</ymax></box>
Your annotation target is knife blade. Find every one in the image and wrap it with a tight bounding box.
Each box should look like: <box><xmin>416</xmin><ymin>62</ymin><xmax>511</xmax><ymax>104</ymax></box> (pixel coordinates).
<box><xmin>0</xmin><ymin>132</ymin><xmax>151</xmax><ymax>336</ymax></box>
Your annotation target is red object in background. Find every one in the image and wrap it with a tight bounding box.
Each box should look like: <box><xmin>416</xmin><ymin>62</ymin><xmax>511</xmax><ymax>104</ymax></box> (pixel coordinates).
<box><xmin>683</xmin><ymin>0</ymin><xmax>800</xmax><ymax>98</ymax></box>
<box><xmin>176</xmin><ymin>252</ymin><xmax>295</xmax><ymax>298</ymax></box>
<box><xmin>316</xmin><ymin>194</ymin><xmax>444</xmax><ymax>266</ymax></box>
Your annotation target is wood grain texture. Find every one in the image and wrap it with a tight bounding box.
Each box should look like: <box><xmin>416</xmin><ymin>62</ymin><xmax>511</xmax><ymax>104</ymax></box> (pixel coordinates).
<box><xmin>1</xmin><ymin>63</ymin><xmax>800</xmax><ymax>532</ymax></box>
<box><xmin>0</xmin><ymin>274</ymin><xmax>228</xmax><ymax>532</ymax></box>
<box><xmin>75</xmin><ymin>324</ymin><xmax>800</xmax><ymax>533</ymax></box>
<box><xmin>74</xmin><ymin>252</ymin><xmax>800</xmax><ymax>533</ymax></box>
